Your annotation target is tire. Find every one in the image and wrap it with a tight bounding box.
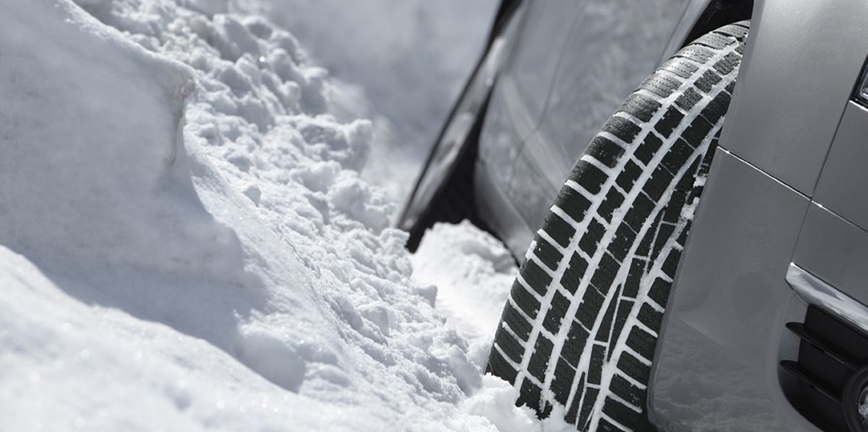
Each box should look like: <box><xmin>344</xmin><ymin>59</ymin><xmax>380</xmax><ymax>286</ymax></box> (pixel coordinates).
<box><xmin>486</xmin><ymin>22</ymin><xmax>750</xmax><ymax>431</ymax></box>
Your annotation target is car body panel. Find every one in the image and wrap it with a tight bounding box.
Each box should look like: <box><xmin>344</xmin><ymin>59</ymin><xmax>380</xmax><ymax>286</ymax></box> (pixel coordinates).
<box><xmin>793</xmin><ymin>204</ymin><xmax>868</xmax><ymax>311</ymax></box>
<box><xmin>648</xmin><ymin>149</ymin><xmax>815</xmax><ymax>432</ymax></box>
<box><xmin>814</xmin><ymin>102</ymin><xmax>868</xmax><ymax>231</ymax></box>
<box><xmin>477</xmin><ymin>84</ymin><xmax>523</xmax><ymax>199</ymax></box>
<box><xmin>720</xmin><ymin>0</ymin><xmax>868</xmax><ymax>195</ymax></box>
<box><xmin>650</xmin><ymin>0</ymin><xmax>868</xmax><ymax>429</ymax></box>
<box><xmin>475</xmin><ymin>160</ymin><xmax>535</xmax><ymax>257</ymax></box>
<box><xmin>477</xmin><ymin>0</ymin><xmax>690</xmax><ymax>256</ymax></box>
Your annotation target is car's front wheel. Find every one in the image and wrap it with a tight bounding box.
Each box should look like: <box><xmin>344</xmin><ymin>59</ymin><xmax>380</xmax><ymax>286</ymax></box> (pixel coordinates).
<box><xmin>487</xmin><ymin>21</ymin><xmax>750</xmax><ymax>431</ymax></box>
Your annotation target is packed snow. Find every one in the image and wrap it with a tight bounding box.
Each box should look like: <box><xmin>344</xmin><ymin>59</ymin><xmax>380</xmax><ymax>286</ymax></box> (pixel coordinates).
<box><xmin>0</xmin><ymin>0</ymin><xmax>571</xmax><ymax>430</ymax></box>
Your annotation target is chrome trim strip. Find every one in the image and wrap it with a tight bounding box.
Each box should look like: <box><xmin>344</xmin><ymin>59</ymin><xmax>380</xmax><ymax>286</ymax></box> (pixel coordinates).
<box><xmin>787</xmin><ymin>263</ymin><xmax>868</xmax><ymax>334</ymax></box>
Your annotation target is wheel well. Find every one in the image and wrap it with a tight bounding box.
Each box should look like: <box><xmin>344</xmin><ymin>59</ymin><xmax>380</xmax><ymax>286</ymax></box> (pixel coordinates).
<box><xmin>683</xmin><ymin>0</ymin><xmax>753</xmax><ymax>48</ymax></box>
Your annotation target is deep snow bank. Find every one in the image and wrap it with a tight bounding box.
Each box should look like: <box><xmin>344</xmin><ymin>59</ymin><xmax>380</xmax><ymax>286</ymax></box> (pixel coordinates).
<box><xmin>0</xmin><ymin>0</ymin><xmax>574</xmax><ymax>430</ymax></box>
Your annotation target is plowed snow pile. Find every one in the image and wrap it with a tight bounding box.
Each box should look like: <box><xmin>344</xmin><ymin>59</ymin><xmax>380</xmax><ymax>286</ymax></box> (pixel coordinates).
<box><xmin>0</xmin><ymin>0</ymin><xmax>570</xmax><ymax>430</ymax></box>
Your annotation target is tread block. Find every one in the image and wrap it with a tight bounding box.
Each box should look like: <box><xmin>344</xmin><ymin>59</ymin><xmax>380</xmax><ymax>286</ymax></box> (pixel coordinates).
<box><xmin>704</xmin><ymin>90</ymin><xmax>733</xmax><ymax>119</ymax></box>
<box><xmin>528</xmin><ymin>336</ymin><xmax>555</xmax><ymax>382</ymax></box>
<box><xmin>636</xmin><ymin>214</ymin><xmax>660</xmax><ymax>258</ymax></box>
<box><xmin>675</xmin><ymin>45</ymin><xmax>715</xmax><ymax>64</ymax></box>
<box><xmin>611</xmin><ymin>373</ymin><xmax>646</xmax><ymax>409</ymax></box>
<box><xmin>662</xmin><ymin>249</ymin><xmax>682</xmax><ymax>279</ymax></box>
<box><xmin>543</xmin><ymin>290</ymin><xmax>572</xmax><ymax>333</ymax></box>
<box><xmin>623</xmin><ymin>258</ymin><xmax>646</xmax><ymax>298</ymax></box>
<box><xmin>557</xmin><ymin>184</ymin><xmax>593</xmax><ymax>222</ymax></box>
<box><xmin>641</xmin><ymin>73</ymin><xmax>682</xmax><ymax>99</ymax></box>
<box><xmin>694</xmin><ymin>31</ymin><xmax>734</xmax><ymax>50</ymax></box>
<box><xmin>487</xmin><ymin>349</ymin><xmax>518</xmax><ymax>383</ymax></box>
<box><xmin>595</xmin><ymin>288</ymin><xmax>620</xmax><ymax>343</ymax></box>
<box><xmin>603</xmin><ymin>116</ymin><xmax>643</xmax><ymax>144</ymax></box>
<box><xmin>576</xmin><ymin>288</ymin><xmax>605</xmax><ymax>329</ymax></box>
<box><xmin>540</xmin><ymin>403</ymin><xmax>554</xmax><ymax>420</ymax></box>
<box><xmin>502</xmin><ymin>303</ymin><xmax>533</xmax><ymax>341</ymax></box>
<box><xmin>675</xmin><ymin>86</ymin><xmax>703</xmax><ymax>112</ymax></box>
<box><xmin>551</xmin><ymin>357</ymin><xmax>578</xmax><ymax>405</ymax></box>
<box><xmin>648</xmin><ymin>277</ymin><xmax>672</xmax><ymax>307</ymax></box>
<box><xmin>618</xmin><ymin>351</ymin><xmax>651</xmax><ymax>384</ymax></box>
<box><xmin>598</xmin><ymin>188</ymin><xmax>625</xmax><ymax>223</ymax></box>
<box><xmin>579</xmin><ymin>387</ymin><xmax>600</xmax><ymax>427</ymax></box>
<box><xmin>623</xmin><ymin>193</ymin><xmax>655</xmax><ymax>233</ymax></box>
<box><xmin>615</xmin><ymin>160</ymin><xmax>643</xmax><ymax>192</ymax></box>
<box><xmin>598</xmin><ymin>417</ymin><xmax>628</xmax><ymax>432</ymax></box>
<box><xmin>590</xmin><ymin>253</ymin><xmax>620</xmax><ymax>294</ymax></box>
<box><xmin>619</xmin><ymin>93</ymin><xmax>662</xmax><ymax>123</ymax></box>
<box><xmin>642</xmin><ymin>166</ymin><xmax>675</xmax><ymax>201</ymax></box>
<box><xmin>718</xmin><ymin>23</ymin><xmax>750</xmax><ymax>39</ymax></box>
<box><xmin>634</xmin><ymin>132</ymin><xmax>664</xmax><ymax>166</ymax></box>
<box><xmin>565</xmin><ymin>374</ymin><xmax>586</xmax><ymax>424</ymax></box>
<box><xmin>560</xmin><ymin>252</ymin><xmax>589</xmax><ymax>295</ymax></box>
<box><xmin>517</xmin><ymin>379</ymin><xmax>543</xmax><ymax>411</ymax></box>
<box><xmin>603</xmin><ymin>397</ymin><xmax>643</xmax><ymax>428</ymax></box>
<box><xmin>587</xmin><ymin>136</ymin><xmax>627</xmax><ymax>168</ymax></box>
<box><xmin>677</xmin><ymin>223</ymin><xmax>691</xmax><ymax>246</ymax></box>
<box><xmin>695</xmin><ymin>69</ymin><xmax>722</xmax><ymax>93</ymax></box>
<box><xmin>653</xmin><ymin>106</ymin><xmax>685</xmax><ymax>139</ymax></box>
<box><xmin>682</xmin><ymin>114</ymin><xmax>715</xmax><ymax>145</ymax></box>
<box><xmin>661</xmin><ymin>138</ymin><xmax>696</xmax><ymax>174</ymax></box>
<box><xmin>579</xmin><ymin>218</ymin><xmax>605</xmax><ymax>257</ymax></box>
<box><xmin>495</xmin><ymin>327</ymin><xmax>526</xmax><ymax>363</ymax></box>
<box><xmin>637</xmin><ymin>303</ymin><xmax>663</xmax><ymax>331</ymax></box>
<box><xmin>626</xmin><ymin>327</ymin><xmax>657</xmax><ymax>359</ymax></box>
<box><xmin>609</xmin><ymin>298</ymin><xmax>635</xmax><ymax>359</ymax></box>
<box><xmin>588</xmin><ymin>344</ymin><xmax>607</xmax><ymax>385</ymax></box>
<box><xmin>563</xmin><ymin>321</ymin><xmax>590</xmax><ymax>366</ymax></box>
<box><xmin>714</xmin><ymin>52</ymin><xmax>741</xmax><ymax>75</ymax></box>
<box><xmin>542</xmin><ymin>212</ymin><xmax>576</xmax><ymax>248</ymax></box>
<box><xmin>662</xmin><ymin>192</ymin><xmax>687</xmax><ymax>225</ymax></box>
<box><xmin>660</xmin><ymin>57</ymin><xmax>699</xmax><ymax>79</ymax></box>
<box><xmin>511</xmin><ymin>279</ymin><xmax>542</xmax><ymax>318</ymax></box>
<box><xmin>523</xmin><ymin>259</ymin><xmax>553</xmax><ymax>295</ymax></box>
<box><xmin>608</xmin><ymin>223</ymin><xmax>639</xmax><ymax>262</ymax></box>
<box><xmin>650</xmin><ymin>222</ymin><xmax>675</xmax><ymax>261</ymax></box>
<box><xmin>570</xmin><ymin>160</ymin><xmax>608</xmax><ymax>195</ymax></box>
<box><xmin>533</xmin><ymin>237</ymin><xmax>563</xmax><ymax>271</ymax></box>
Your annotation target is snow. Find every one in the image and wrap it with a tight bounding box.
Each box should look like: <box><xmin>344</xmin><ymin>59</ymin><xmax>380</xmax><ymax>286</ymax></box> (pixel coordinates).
<box><xmin>258</xmin><ymin>0</ymin><xmax>500</xmax><ymax>205</ymax></box>
<box><xmin>412</xmin><ymin>222</ymin><xmax>518</xmax><ymax>368</ymax></box>
<box><xmin>0</xmin><ymin>0</ymin><xmax>564</xmax><ymax>430</ymax></box>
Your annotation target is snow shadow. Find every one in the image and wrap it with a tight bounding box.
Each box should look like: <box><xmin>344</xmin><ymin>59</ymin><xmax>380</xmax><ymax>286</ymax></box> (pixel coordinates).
<box><xmin>0</xmin><ymin>0</ymin><xmax>270</xmax><ymax>386</ymax></box>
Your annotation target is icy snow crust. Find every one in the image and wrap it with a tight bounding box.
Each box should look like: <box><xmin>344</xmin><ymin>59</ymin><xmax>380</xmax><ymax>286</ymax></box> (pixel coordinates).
<box><xmin>0</xmin><ymin>0</ymin><xmax>571</xmax><ymax>430</ymax></box>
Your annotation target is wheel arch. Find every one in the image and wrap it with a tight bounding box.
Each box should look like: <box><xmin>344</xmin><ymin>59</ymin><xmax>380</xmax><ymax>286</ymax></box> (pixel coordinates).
<box><xmin>661</xmin><ymin>0</ymin><xmax>754</xmax><ymax>63</ymax></box>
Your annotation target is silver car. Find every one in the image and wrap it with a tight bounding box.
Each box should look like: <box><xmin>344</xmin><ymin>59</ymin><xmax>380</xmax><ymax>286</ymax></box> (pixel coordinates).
<box><xmin>399</xmin><ymin>0</ymin><xmax>868</xmax><ymax>431</ymax></box>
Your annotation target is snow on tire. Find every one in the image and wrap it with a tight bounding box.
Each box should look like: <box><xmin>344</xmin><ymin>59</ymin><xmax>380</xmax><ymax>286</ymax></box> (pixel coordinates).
<box><xmin>486</xmin><ymin>22</ymin><xmax>750</xmax><ymax>431</ymax></box>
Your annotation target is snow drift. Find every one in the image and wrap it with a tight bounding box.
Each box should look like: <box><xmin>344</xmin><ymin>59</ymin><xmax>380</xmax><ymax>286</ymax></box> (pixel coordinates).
<box><xmin>0</xmin><ymin>0</ymin><xmax>574</xmax><ymax>430</ymax></box>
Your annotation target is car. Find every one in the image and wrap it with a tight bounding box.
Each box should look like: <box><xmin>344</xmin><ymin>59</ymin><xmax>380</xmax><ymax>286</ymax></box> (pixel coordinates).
<box><xmin>398</xmin><ymin>0</ymin><xmax>868</xmax><ymax>431</ymax></box>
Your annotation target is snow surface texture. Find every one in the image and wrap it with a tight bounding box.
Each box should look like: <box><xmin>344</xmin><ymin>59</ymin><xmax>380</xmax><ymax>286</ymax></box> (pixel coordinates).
<box><xmin>0</xmin><ymin>0</ymin><xmax>570</xmax><ymax>430</ymax></box>
<box><xmin>412</xmin><ymin>222</ymin><xmax>518</xmax><ymax>369</ymax></box>
<box><xmin>259</xmin><ymin>0</ymin><xmax>500</xmax><ymax>205</ymax></box>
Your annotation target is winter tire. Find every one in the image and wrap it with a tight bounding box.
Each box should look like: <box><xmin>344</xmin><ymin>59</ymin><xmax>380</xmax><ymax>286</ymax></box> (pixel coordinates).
<box><xmin>487</xmin><ymin>22</ymin><xmax>750</xmax><ymax>431</ymax></box>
